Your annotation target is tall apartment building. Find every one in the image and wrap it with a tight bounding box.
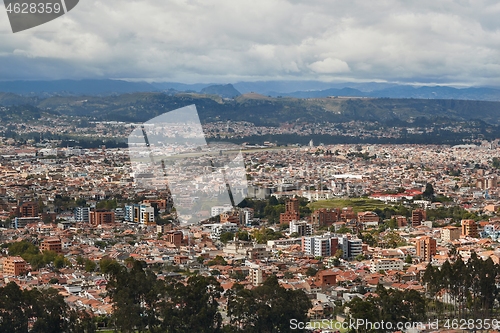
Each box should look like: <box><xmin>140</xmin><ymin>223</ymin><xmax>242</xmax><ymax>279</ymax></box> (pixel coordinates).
<box><xmin>441</xmin><ymin>226</ymin><xmax>460</xmax><ymax>242</ymax></box>
<box><xmin>289</xmin><ymin>220</ymin><xmax>313</xmax><ymax>236</ymax></box>
<box><xmin>18</xmin><ymin>201</ymin><xmax>39</xmax><ymax>218</ymax></box>
<box><xmin>140</xmin><ymin>204</ymin><xmax>155</xmax><ymax>225</ymax></box>
<box><xmin>461</xmin><ymin>219</ymin><xmax>479</xmax><ymax>238</ymax></box>
<box><xmin>311</xmin><ymin>208</ymin><xmax>340</xmax><ymax>227</ymax></box>
<box><xmin>280</xmin><ymin>198</ymin><xmax>300</xmax><ymax>225</ymax></box>
<box><xmin>90</xmin><ymin>209</ymin><xmax>115</xmax><ymax>226</ymax></box>
<box><xmin>40</xmin><ymin>238</ymin><xmax>63</xmax><ymax>254</ymax></box>
<box><xmin>415</xmin><ymin>236</ymin><xmax>436</xmax><ymax>262</ymax></box>
<box><xmin>74</xmin><ymin>207</ymin><xmax>90</xmax><ymax>223</ymax></box>
<box><xmin>240</xmin><ymin>208</ymin><xmax>254</xmax><ymax>225</ymax></box>
<box><xmin>3</xmin><ymin>256</ymin><xmax>27</xmax><ymax>276</ymax></box>
<box><xmin>412</xmin><ymin>209</ymin><xmax>426</xmax><ymax>227</ymax></box>
<box><xmin>302</xmin><ymin>235</ymin><xmax>339</xmax><ymax>257</ymax></box>
<box><xmin>338</xmin><ymin>236</ymin><xmax>363</xmax><ymax>260</ymax></box>
<box><xmin>124</xmin><ymin>204</ymin><xmax>155</xmax><ymax>225</ymax></box>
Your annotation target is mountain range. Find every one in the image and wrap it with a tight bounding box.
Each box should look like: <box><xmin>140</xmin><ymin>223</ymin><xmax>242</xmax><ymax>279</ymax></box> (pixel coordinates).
<box><xmin>1</xmin><ymin>79</ymin><xmax>500</xmax><ymax>101</ymax></box>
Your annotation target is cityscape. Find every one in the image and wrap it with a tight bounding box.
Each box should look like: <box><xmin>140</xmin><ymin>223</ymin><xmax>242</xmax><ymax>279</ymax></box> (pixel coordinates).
<box><xmin>2</xmin><ymin>109</ymin><xmax>500</xmax><ymax>331</ymax></box>
<box><xmin>3</xmin><ymin>0</ymin><xmax>500</xmax><ymax>332</ymax></box>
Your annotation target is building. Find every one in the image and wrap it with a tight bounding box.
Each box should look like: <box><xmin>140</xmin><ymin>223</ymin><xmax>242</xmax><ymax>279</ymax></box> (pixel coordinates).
<box><xmin>395</xmin><ymin>215</ymin><xmax>407</xmax><ymax>228</ymax></box>
<box><xmin>164</xmin><ymin>231</ymin><xmax>183</xmax><ymax>247</ymax></box>
<box><xmin>415</xmin><ymin>236</ymin><xmax>436</xmax><ymax>262</ymax></box>
<box><xmin>139</xmin><ymin>204</ymin><xmax>155</xmax><ymax>225</ymax></box>
<box><xmin>211</xmin><ymin>205</ymin><xmax>232</xmax><ymax>217</ymax></box>
<box><xmin>210</xmin><ymin>222</ymin><xmax>238</xmax><ymax>240</ymax></box>
<box><xmin>316</xmin><ymin>270</ymin><xmax>337</xmax><ymax>288</ymax></box>
<box><xmin>311</xmin><ymin>208</ymin><xmax>340</xmax><ymax>227</ymax></box>
<box><xmin>124</xmin><ymin>204</ymin><xmax>135</xmax><ymax>222</ymax></box>
<box><xmin>143</xmin><ymin>199</ymin><xmax>168</xmax><ymax>211</ymax></box>
<box><xmin>461</xmin><ymin>219</ymin><xmax>479</xmax><ymax>238</ymax></box>
<box><xmin>290</xmin><ymin>220</ymin><xmax>313</xmax><ymax>236</ymax></box>
<box><xmin>302</xmin><ymin>235</ymin><xmax>339</xmax><ymax>257</ymax></box>
<box><xmin>412</xmin><ymin>209</ymin><xmax>426</xmax><ymax>227</ymax></box>
<box><xmin>249</xmin><ymin>264</ymin><xmax>263</xmax><ymax>286</ymax></box>
<box><xmin>19</xmin><ymin>201</ymin><xmax>39</xmax><ymax>218</ymax></box>
<box><xmin>157</xmin><ymin>224</ymin><xmax>173</xmax><ymax>233</ymax></box>
<box><xmin>441</xmin><ymin>226</ymin><xmax>460</xmax><ymax>242</ymax></box>
<box><xmin>3</xmin><ymin>256</ymin><xmax>27</xmax><ymax>276</ymax></box>
<box><xmin>337</xmin><ymin>236</ymin><xmax>363</xmax><ymax>260</ymax></box>
<box><xmin>90</xmin><ymin>209</ymin><xmax>115</xmax><ymax>226</ymax></box>
<box><xmin>74</xmin><ymin>207</ymin><xmax>90</xmax><ymax>223</ymax></box>
<box><xmin>40</xmin><ymin>238</ymin><xmax>63</xmax><ymax>254</ymax></box>
<box><xmin>220</xmin><ymin>210</ymin><xmax>240</xmax><ymax>225</ymax></box>
<box><xmin>240</xmin><ymin>208</ymin><xmax>254</xmax><ymax>225</ymax></box>
<box><xmin>370</xmin><ymin>258</ymin><xmax>404</xmax><ymax>273</ymax></box>
<box><xmin>340</xmin><ymin>207</ymin><xmax>356</xmax><ymax>221</ymax></box>
<box><xmin>357</xmin><ymin>211</ymin><xmax>379</xmax><ymax>227</ymax></box>
<box><xmin>279</xmin><ymin>198</ymin><xmax>300</xmax><ymax>225</ymax></box>
<box><xmin>11</xmin><ymin>217</ymin><xmax>41</xmax><ymax>229</ymax></box>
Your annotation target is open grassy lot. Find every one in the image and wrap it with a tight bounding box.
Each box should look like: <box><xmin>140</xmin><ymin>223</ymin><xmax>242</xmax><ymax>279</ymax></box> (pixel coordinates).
<box><xmin>309</xmin><ymin>197</ymin><xmax>389</xmax><ymax>212</ymax></box>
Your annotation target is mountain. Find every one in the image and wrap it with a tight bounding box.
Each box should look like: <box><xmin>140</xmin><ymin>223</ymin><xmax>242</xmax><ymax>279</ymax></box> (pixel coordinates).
<box><xmin>0</xmin><ymin>79</ymin><xmax>157</xmax><ymax>96</ymax></box>
<box><xmin>2</xmin><ymin>79</ymin><xmax>500</xmax><ymax>101</ymax></box>
<box><xmin>264</xmin><ymin>85</ymin><xmax>500</xmax><ymax>101</ymax></box>
<box><xmin>200</xmin><ymin>84</ymin><xmax>241</xmax><ymax>98</ymax></box>
<box><xmin>3</xmin><ymin>92</ymin><xmax>500</xmax><ymax>127</ymax></box>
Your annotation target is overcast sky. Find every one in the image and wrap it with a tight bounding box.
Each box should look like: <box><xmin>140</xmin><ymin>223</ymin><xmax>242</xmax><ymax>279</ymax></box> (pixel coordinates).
<box><xmin>1</xmin><ymin>0</ymin><xmax>500</xmax><ymax>86</ymax></box>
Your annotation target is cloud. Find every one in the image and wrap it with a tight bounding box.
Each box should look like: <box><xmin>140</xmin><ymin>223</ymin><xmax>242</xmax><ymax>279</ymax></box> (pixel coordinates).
<box><xmin>0</xmin><ymin>0</ymin><xmax>500</xmax><ymax>85</ymax></box>
<box><xmin>308</xmin><ymin>58</ymin><xmax>350</xmax><ymax>74</ymax></box>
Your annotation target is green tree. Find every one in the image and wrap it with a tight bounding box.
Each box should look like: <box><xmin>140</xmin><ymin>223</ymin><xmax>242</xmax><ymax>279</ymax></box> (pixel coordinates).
<box><xmin>85</xmin><ymin>259</ymin><xmax>97</xmax><ymax>272</ymax></box>
<box><xmin>405</xmin><ymin>254</ymin><xmax>413</xmax><ymax>264</ymax></box>
<box><xmin>219</xmin><ymin>231</ymin><xmax>235</xmax><ymax>244</ymax></box>
<box><xmin>423</xmin><ymin>183</ymin><xmax>435</xmax><ymax>201</ymax></box>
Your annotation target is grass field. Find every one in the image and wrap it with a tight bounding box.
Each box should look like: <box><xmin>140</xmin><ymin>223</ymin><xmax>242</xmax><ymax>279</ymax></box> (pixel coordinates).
<box><xmin>309</xmin><ymin>197</ymin><xmax>389</xmax><ymax>213</ymax></box>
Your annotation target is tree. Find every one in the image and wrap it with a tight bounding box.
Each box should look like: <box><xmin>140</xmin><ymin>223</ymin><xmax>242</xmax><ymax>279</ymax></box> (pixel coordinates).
<box><xmin>305</xmin><ymin>267</ymin><xmax>318</xmax><ymax>277</ymax></box>
<box><xmin>99</xmin><ymin>258</ymin><xmax>121</xmax><ymax>276</ymax></box>
<box><xmin>53</xmin><ymin>255</ymin><xmax>65</xmax><ymax>269</ymax></box>
<box><xmin>236</xmin><ymin>230</ymin><xmax>249</xmax><ymax>241</ymax></box>
<box><xmin>405</xmin><ymin>254</ymin><xmax>413</xmax><ymax>264</ymax></box>
<box><xmin>423</xmin><ymin>183</ymin><xmax>435</xmax><ymax>201</ymax></box>
<box><xmin>219</xmin><ymin>231</ymin><xmax>235</xmax><ymax>244</ymax></box>
<box><xmin>85</xmin><ymin>259</ymin><xmax>97</xmax><ymax>272</ymax></box>
<box><xmin>227</xmin><ymin>275</ymin><xmax>311</xmax><ymax>333</ymax></box>
<box><xmin>0</xmin><ymin>281</ymin><xmax>29</xmax><ymax>333</ymax></box>
<box><xmin>207</xmin><ymin>255</ymin><xmax>227</xmax><ymax>266</ymax></box>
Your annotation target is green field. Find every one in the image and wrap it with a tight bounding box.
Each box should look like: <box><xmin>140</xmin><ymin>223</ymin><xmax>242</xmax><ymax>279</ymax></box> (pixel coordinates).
<box><xmin>309</xmin><ymin>197</ymin><xmax>389</xmax><ymax>212</ymax></box>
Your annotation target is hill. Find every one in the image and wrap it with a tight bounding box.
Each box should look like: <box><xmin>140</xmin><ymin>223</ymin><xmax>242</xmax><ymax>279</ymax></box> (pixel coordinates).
<box><xmin>2</xmin><ymin>92</ymin><xmax>500</xmax><ymax>127</ymax></box>
<box><xmin>200</xmin><ymin>84</ymin><xmax>241</xmax><ymax>98</ymax></box>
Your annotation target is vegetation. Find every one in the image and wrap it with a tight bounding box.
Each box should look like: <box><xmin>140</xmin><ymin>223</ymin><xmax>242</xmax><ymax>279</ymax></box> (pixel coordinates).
<box><xmin>0</xmin><ymin>282</ymin><xmax>95</xmax><ymax>333</ymax></box>
<box><xmin>309</xmin><ymin>198</ymin><xmax>389</xmax><ymax>213</ymax></box>
<box><xmin>347</xmin><ymin>285</ymin><xmax>426</xmax><ymax>332</ymax></box>
<box><xmin>422</xmin><ymin>253</ymin><xmax>499</xmax><ymax>320</ymax></box>
<box><xmin>7</xmin><ymin>241</ymin><xmax>68</xmax><ymax>270</ymax></box>
<box><xmin>104</xmin><ymin>259</ymin><xmax>311</xmax><ymax>333</ymax></box>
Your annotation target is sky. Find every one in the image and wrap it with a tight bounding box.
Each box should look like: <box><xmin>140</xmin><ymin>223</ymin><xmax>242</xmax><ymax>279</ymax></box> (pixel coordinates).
<box><xmin>1</xmin><ymin>0</ymin><xmax>500</xmax><ymax>86</ymax></box>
